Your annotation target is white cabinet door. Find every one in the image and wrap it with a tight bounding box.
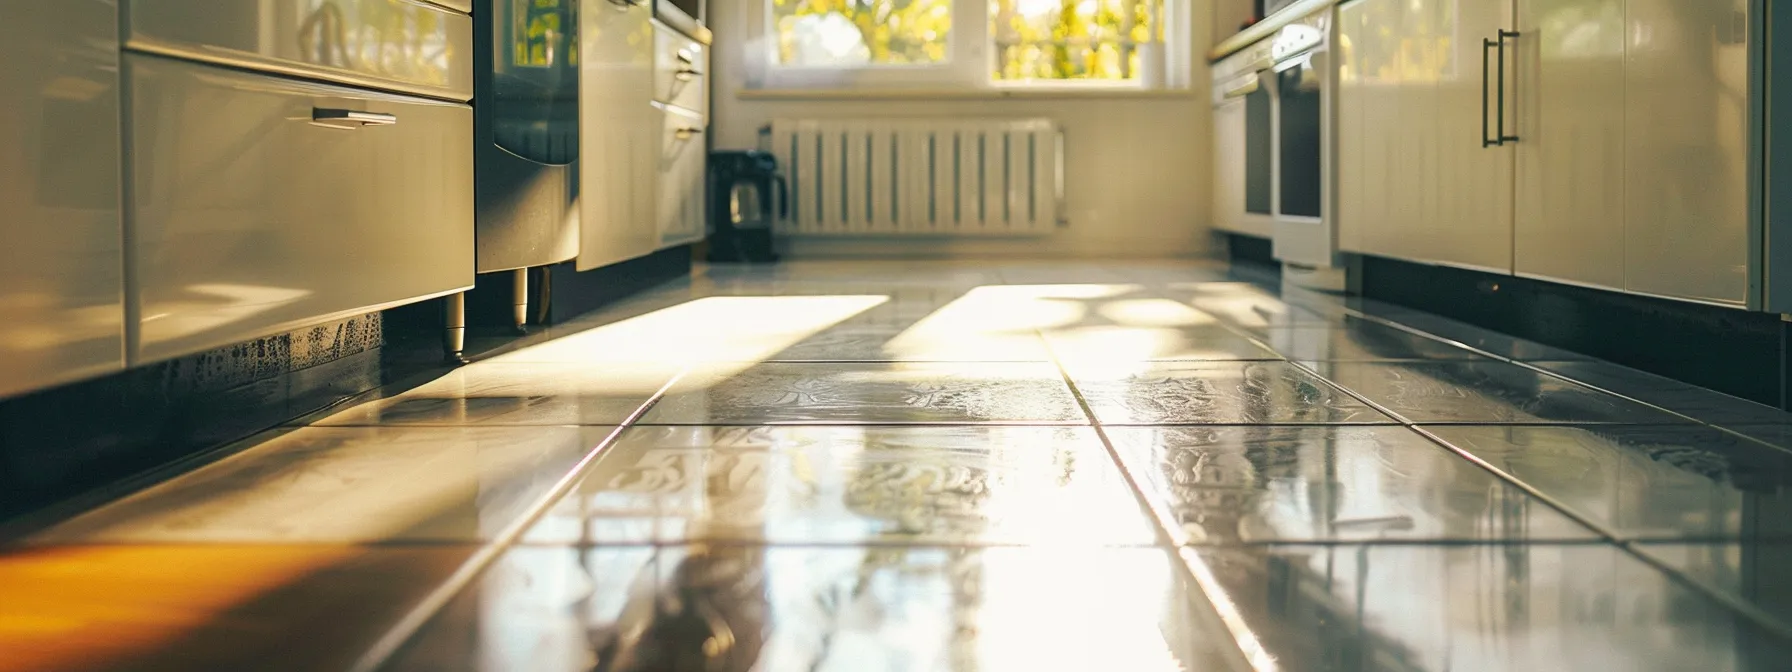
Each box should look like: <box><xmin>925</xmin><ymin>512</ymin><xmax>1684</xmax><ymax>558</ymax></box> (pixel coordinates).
<box><xmin>1513</xmin><ymin>0</ymin><xmax>1626</xmax><ymax>290</ymax></box>
<box><xmin>1335</xmin><ymin>1</ymin><xmax>1365</xmax><ymax>254</ymax></box>
<box><xmin>1622</xmin><ymin>0</ymin><xmax>1752</xmax><ymax>305</ymax></box>
<box><xmin>1432</xmin><ymin>0</ymin><xmax>1516</xmax><ymax>272</ymax></box>
<box><xmin>1339</xmin><ymin>0</ymin><xmax>1415</xmax><ymax>262</ymax></box>
<box><xmin>576</xmin><ymin>0</ymin><xmax>658</xmax><ymax>271</ymax></box>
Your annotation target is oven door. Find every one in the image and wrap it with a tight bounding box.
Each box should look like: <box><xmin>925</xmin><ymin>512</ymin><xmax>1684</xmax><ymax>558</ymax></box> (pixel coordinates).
<box><xmin>1243</xmin><ymin>71</ymin><xmax>1275</xmax><ymax>221</ymax></box>
<box><xmin>1270</xmin><ymin>47</ymin><xmax>1336</xmax><ymax>268</ymax></box>
<box><xmin>1214</xmin><ymin>73</ymin><xmax>1273</xmax><ymax>238</ymax></box>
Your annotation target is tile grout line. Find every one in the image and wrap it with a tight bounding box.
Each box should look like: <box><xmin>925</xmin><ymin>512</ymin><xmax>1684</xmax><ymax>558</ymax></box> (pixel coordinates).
<box><xmin>1035</xmin><ymin>329</ymin><xmax>1276</xmax><ymax>672</ymax></box>
<box><xmin>344</xmin><ymin>363</ymin><xmax>694</xmax><ymax>672</ymax></box>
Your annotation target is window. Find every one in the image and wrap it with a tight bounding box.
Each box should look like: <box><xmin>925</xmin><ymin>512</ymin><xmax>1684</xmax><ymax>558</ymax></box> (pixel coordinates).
<box><xmin>756</xmin><ymin>0</ymin><xmax>1179</xmax><ymax>89</ymax></box>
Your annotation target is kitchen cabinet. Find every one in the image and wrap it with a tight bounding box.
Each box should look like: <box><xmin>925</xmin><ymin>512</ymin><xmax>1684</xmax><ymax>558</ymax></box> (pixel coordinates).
<box><xmin>126</xmin><ymin>55</ymin><xmax>475</xmax><ymax>363</ymax></box>
<box><xmin>1337</xmin><ymin>0</ymin><xmax>1512</xmax><ymax>273</ymax></box>
<box><xmin>576</xmin><ymin>0</ymin><xmax>658</xmax><ymax>271</ymax></box>
<box><xmin>658</xmin><ymin>106</ymin><xmax>708</xmax><ymax>246</ymax></box>
<box><xmin>1620</xmin><ymin>0</ymin><xmax>1752</xmax><ymax>305</ymax></box>
<box><xmin>1513</xmin><ymin>0</ymin><xmax>1626</xmax><ymax>291</ymax></box>
<box><xmin>651</xmin><ymin>22</ymin><xmax>709</xmax><ymax>249</ymax></box>
<box><xmin>1341</xmin><ymin>0</ymin><xmax>1756</xmax><ymax>308</ymax></box>
<box><xmin>0</xmin><ymin>0</ymin><xmax>125</xmax><ymax>398</ymax></box>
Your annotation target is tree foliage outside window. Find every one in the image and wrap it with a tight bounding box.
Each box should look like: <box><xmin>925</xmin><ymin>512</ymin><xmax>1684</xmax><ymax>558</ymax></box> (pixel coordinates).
<box><xmin>772</xmin><ymin>0</ymin><xmax>952</xmax><ymax>66</ymax></box>
<box><xmin>992</xmin><ymin>0</ymin><xmax>1160</xmax><ymax>81</ymax></box>
<box><xmin>770</xmin><ymin>0</ymin><xmax>1162</xmax><ymax>81</ymax></box>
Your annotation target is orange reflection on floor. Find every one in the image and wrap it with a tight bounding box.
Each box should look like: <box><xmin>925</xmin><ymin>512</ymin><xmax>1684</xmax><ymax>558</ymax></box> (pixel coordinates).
<box><xmin>0</xmin><ymin>544</ymin><xmax>474</xmax><ymax>672</ymax></box>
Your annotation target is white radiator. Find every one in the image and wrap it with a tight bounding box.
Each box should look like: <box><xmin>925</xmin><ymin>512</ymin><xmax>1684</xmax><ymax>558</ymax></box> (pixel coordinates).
<box><xmin>768</xmin><ymin>118</ymin><xmax>1063</xmax><ymax>236</ymax></box>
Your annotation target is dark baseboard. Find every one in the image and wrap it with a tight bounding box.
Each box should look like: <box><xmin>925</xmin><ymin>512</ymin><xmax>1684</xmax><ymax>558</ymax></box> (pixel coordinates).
<box><xmin>1223</xmin><ymin>232</ymin><xmax>1277</xmax><ymax>270</ymax></box>
<box><xmin>1357</xmin><ymin>254</ymin><xmax>1789</xmax><ymax>409</ymax></box>
<box><xmin>0</xmin><ymin>246</ymin><xmax>695</xmax><ymax>529</ymax></box>
<box><xmin>0</xmin><ymin>314</ymin><xmax>385</xmax><ymax>523</ymax></box>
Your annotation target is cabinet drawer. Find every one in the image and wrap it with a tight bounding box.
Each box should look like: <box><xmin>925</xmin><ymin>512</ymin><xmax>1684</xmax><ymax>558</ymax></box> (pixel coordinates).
<box><xmin>127</xmin><ymin>0</ymin><xmax>474</xmax><ymax>101</ymax></box>
<box><xmin>653</xmin><ymin>25</ymin><xmax>707</xmax><ymax>113</ymax></box>
<box><xmin>658</xmin><ymin>107</ymin><xmax>707</xmax><ymax>246</ymax></box>
<box><xmin>126</xmin><ymin>55</ymin><xmax>474</xmax><ymax>364</ymax></box>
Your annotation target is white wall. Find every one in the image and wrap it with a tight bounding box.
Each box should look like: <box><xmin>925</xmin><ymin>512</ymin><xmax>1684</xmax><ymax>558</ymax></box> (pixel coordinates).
<box><xmin>708</xmin><ymin>0</ymin><xmax>1218</xmax><ymax>259</ymax></box>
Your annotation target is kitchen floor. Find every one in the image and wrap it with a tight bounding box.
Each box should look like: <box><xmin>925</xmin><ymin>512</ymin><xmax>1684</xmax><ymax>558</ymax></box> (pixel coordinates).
<box><xmin>6</xmin><ymin>259</ymin><xmax>1792</xmax><ymax>671</ymax></box>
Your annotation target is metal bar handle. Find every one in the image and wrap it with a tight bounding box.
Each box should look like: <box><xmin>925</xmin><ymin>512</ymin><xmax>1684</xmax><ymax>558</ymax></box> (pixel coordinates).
<box><xmin>673</xmin><ymin>68</ymin><xmax>702</xmax><ymax>81</ymax></box>
<box><xmin>312</xmin><ymin>108</ymin><xmax>397</xmax><ymax>129</ymax></box>
<box><xmin>1497</xmin><ymin>30</ymin><xmax>1521</xmax><ymax>144</ymax></box>
<box><xmin>1481</xmin><ymin>38</ymin><xmax>1496</xmax><ymax>147</ymax></box>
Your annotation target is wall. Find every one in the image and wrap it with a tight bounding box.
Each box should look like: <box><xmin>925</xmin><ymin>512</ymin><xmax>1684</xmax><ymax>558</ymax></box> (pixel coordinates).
<box><xmin>708</xmin><ymin>0</ymin><xmax>1218</xmax><ymax>259</ymax></box>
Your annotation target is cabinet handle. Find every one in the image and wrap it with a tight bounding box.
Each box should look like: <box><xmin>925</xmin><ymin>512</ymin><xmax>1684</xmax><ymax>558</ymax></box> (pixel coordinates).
<box><xmin>1481</xmin><ymin>38</ymin><xmax>1496</xmax><ymax>147</ymax></box>
<box><xmin>675</xmin><ymin>127</ymin><xmax>703</xmax><ymax>140</ymax></box>
<box><xmin>1496</xmin><ymin>30</ymin><xmax>1521</xmax><ymax>145</ymax></box>
<box><xmin>312</xmin><ymin>108</ymin><xmax>397</xmax><ymax>129</ymax></box>
<box><xmin>673</xmin><ymin>68</ymin><xmax>702</xmax><ymax>81</ymax></box>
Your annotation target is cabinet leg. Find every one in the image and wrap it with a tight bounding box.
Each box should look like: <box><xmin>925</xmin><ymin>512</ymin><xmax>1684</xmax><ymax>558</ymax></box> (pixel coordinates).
<box><xmin>512</xmin><ymin>268</ymin><xmax>530</xmax><ymax>333</ymax></box>
<box><xmin>443</xmin><ymin>291</ymin><xmax>467</xmax><ymax>363</ymax></box>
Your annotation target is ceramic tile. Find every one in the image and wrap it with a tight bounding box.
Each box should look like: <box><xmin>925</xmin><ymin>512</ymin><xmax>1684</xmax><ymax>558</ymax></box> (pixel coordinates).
<box><xmin>1259</xmin><ymin>319</ymin><xmax>1494</xmax><ymax>362</ymax></box>
<box><xmin>1107</xmin><ymin>426</ymin><xmax>1596</xmax><ymax>543</ymax></box>
<box><xmin>762</xmin><ymin>326</ymin><xmax>1055</xmax><ymax>361</ymax></box>
<box><xmin>641</xmin><ymin>362</ymin><xmax>1086</xmax><ymax>425</ymax></box>
<box><xmin>1531</xmin><ymin>360</ymin><xmax>1792</xmax><ymax>426</ymax></box>
<box><xmin>1043</xmin><ymin>325</ymin><xmax>1280</xmax><ymax>362</ymax></box>
<box><xmin>1069</xmin><ymin>361</ymin><xmax>1393</xmax><ymax>425</ymax></box>
<box><xmin>311</xmin><ymin>362</ymin><xmax>673</xmax><ymax>426</ymax></box>
<box><xmin>1425</xmin><ymin>425</ymin><xmax>1792</xmax><ymax>541</ymax></box>
<box><xmin>1162</xmin><ymin>282</ymin><xmax>1339</xmax><ymax>334</ymax></box>
<box><xmin>0</xmin><ymin>544</ymin><xmax>476</xmax><ymax>672</ymax></box>
<box><xmin>33</xmin><ymin>426</ymin><xmax>615</xmax><ymax>544</ymax></box>
<box><xmin>1632</xmin><ymin>542</ymin><xmax>1792</xmax><ymax>630</ymax></box>
<box><xmin>1309</xmin><ymin>361</ymin><xmax>1690</xmax><ymax>424</ymax></box>
<box><xmin>1189</xmin><ymin>543</ymin><xmax>1792</xmax><ymax>671</ymax></box>
<box><xmin>386</xmin><ymin>545</ymin><xmax>1243</xmax><ymax>672</ymax></box>
<box><xmin>522</xmin><ymin>425</ymin><xmax>1156</xmax><ymax>545</ymax></box>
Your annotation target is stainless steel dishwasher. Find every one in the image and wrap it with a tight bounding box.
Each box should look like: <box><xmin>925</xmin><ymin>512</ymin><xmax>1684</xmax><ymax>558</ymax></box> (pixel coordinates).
<box><xmin>466</xmin><ymin>0</ymin><xmax>583</xmax><ymax>347</ymax></box>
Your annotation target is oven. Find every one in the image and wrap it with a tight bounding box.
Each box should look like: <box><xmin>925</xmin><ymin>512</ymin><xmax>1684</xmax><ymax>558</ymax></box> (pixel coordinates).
<box><xmin>1267</xmin><ymin>11</ymin><xmax>1342</xmax><ymax>287</ymax></box>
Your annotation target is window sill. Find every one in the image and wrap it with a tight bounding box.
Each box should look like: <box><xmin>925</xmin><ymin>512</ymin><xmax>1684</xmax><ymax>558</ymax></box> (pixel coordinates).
<box><xmin>735</xmin><ymin>87</ymin><xmax>1200</xmax><ymax>102</ymax></box>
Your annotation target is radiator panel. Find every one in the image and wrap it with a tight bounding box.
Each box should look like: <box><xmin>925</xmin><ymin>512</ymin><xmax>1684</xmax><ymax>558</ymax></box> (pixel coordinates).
<box><xmin>770</xmin><ymin>119</ymin><xmax>1062</xmax><ymax>237</ymax></box>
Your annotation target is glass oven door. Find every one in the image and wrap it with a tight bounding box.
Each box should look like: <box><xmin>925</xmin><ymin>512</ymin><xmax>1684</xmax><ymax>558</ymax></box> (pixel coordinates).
<box><xmin>1276</xmin><ymin>55</ymin><xmax>1322</xmax><ymax>219</ymax></box>
<box><xmin>493</xmin><ymin>0</ymin><xmax>579</xmax><ymax>165</ymax></box>
<box><xmin>1244</xmin><ymin>72</ymin><xmax>1274</xmax><ymax>216</ymax></box>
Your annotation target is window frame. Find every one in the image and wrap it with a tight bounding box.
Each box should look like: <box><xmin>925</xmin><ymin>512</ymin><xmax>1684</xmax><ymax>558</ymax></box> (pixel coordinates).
<box><xmin>747</xmin><ymin>0</ymin><xmax>1189</xmax><ymax>92</ymax></box>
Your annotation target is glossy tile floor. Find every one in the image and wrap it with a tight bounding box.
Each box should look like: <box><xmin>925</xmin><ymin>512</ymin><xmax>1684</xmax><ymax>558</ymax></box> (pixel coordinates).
<box><xmin>7</xmin><ymin>260</ymin><xmax>1792</xmax><ymax>671</ymax></box>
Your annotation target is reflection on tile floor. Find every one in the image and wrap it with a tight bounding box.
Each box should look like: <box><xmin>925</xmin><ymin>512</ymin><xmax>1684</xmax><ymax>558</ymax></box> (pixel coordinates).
<box><xmin>1193</xmin><ymin>543</ymin><xmax>1792</xmax><ymax>671</ymax></box>
<box><xmin>1309</xmin><ymin>361</ymin><xmax>1689</xmax><ymax>424</ymax></box>
<box><xmin>1425</xmin><ymin>425</ymin><xmax>1792</xmax><ymax>541</ymax></box>
<box><xmin>643</xmin><ymin>362</ymin><xmax>1086</xmax><ymax>425</ymax></box>
<box><xmin>1071</xmin><ymin>361</ymin><xmax>1392</xmax><ymax>425</ymax></box>
<box><xmin>386</xmin><ymin>545</ymin><xmax>1244</xmax><ymax>672</ymax></box>
<box><xmin>9</xmin><ymin>260</ymin><xmax>1792</xmax><ymax>670</ymax></box>
<box><xmin>522</xmin><ymin>426</ymin><xmax>1157</xmax><ymax>546</ymax></box>
<box><xmin>1107</xmin><ymin>426</ymin><xmax>1597</xmax><ymax>543</ymax></box>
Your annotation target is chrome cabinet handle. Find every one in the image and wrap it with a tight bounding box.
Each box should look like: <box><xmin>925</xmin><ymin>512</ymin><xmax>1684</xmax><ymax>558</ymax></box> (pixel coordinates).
<box><xmin>1495</xmin><ymin>30</ymin><xmax>1520</xmax><ymax>145</ymax></box>
<box><xmin>1481</xmin><ymin>38</ymin><xmax>1496</xmax><ymax>147</ymax></box>
<box><xmin>312</xmin><ymin>108</ymin><xmax>397</xmax><ymax>129</ymax></box>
